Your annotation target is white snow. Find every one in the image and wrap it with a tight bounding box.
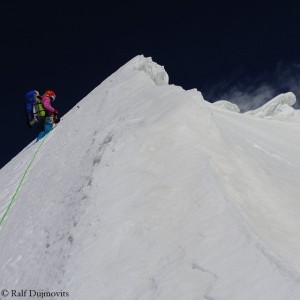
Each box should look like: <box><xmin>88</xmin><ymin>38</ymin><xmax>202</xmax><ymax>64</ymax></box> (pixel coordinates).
<box><xmin>126</xmin><ymin>55</ymin><xmax>169</xmax><ymax>86</ymax></box>
<box><xmin>0</xmin><ymin>56</ymin><xmax>300</xmax><ymax>299</ymax></box>
<box><xmin>212</xmin><ymin>100</ymin><xmax>240</xmax><ymax>112</ymax></box>
<box><xmin>244</xmin><ymin>92</ymin><xmax>296</xmax><ymax>119</ymax></box>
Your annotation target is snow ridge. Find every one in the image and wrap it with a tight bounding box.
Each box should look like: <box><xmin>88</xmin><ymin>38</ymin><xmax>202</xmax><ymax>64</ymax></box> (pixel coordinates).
<box><xmin>1</xmin><ymin>56</ymin><xmax>300</xmax><ymax>299</ymax></box>
<box><xmin>245</xmin><ymin>92</ymin><xmax>296</xmax><ymax>119</ymax></box>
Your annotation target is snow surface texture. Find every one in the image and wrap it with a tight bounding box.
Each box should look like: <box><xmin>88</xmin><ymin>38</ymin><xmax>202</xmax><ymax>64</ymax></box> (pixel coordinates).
<box><xmin>1</xmin><ymin>55</ymin><xmax>300</xmax><ymax>299</ymax></box>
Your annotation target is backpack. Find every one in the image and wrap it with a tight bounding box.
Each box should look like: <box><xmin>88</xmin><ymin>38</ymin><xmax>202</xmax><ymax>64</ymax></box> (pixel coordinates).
<box><xmin>25</xmin><ymin>90</ymin><xmax>46</xmax><ymax>127</ymax></box>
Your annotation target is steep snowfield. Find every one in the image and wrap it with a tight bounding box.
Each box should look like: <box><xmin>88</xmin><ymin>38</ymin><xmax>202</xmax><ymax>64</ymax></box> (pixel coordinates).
<box><xmin>1</xmin><ymin>55</ymin><xmax>300</xmax><ymax>299</ymax></box>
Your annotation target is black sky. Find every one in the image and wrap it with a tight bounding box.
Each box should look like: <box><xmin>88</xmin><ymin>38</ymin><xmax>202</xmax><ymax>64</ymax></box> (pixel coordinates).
<box><xmin>1</xmin><ymin>0</ymin><xmax>299</xmax><ymax>168</ymax></box>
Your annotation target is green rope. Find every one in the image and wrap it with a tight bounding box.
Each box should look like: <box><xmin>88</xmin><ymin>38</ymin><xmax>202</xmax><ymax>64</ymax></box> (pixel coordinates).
<box><xmin>0</xmin><ymin>136</ymin><xmax>47</xmax><ymax>227</ymax></box>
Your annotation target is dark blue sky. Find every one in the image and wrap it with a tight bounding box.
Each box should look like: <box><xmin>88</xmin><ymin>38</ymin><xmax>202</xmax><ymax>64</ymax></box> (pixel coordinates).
<box><xmin>1</xmin><ymin>1</ymin><xmax>299</xmax><ymax>168</ymax></box>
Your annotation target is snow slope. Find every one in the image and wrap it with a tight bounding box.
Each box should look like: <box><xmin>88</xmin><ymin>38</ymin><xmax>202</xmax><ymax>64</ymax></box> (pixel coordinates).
<box><xmin>1</xmin><ymin>55</ymin><xmax>300</xmax><ymax>299</ymax></box>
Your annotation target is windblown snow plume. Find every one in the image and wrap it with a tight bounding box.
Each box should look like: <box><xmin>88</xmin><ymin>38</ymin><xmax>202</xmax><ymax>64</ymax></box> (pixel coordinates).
<box><xmin>0</xmin><ymin>56</ymin><xmax>300</xmax><ymax>300</ymax></box>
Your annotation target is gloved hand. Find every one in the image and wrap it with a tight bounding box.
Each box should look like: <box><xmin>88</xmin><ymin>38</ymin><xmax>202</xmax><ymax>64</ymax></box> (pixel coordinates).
<box><xmin>53</xmin><ymin>109</ymin><xmax>59</xmax><ymax>115</ymax></box>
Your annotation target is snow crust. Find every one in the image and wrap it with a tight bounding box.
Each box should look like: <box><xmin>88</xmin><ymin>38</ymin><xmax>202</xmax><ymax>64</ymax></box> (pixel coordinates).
<box><xmin>212</xmin><ymin>100</ymin><xmax>240</xmax><ymax>112</ymax></box>
<box><xmin>245</xmin><ymin>92</ymin><xmax>296</xmax><ymax>119</ymax></box>
<box><xmin>0</xmin><ymin>56</ymin><xmax>300</xmax><ymax>299</ymax></box>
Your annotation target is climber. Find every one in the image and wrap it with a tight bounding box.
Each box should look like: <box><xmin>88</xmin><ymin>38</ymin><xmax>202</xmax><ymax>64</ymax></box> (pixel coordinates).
<box><xmin>36</xmin><ymin>90</ymin><xmax>60</xmax><ymax>142</ymax></box>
